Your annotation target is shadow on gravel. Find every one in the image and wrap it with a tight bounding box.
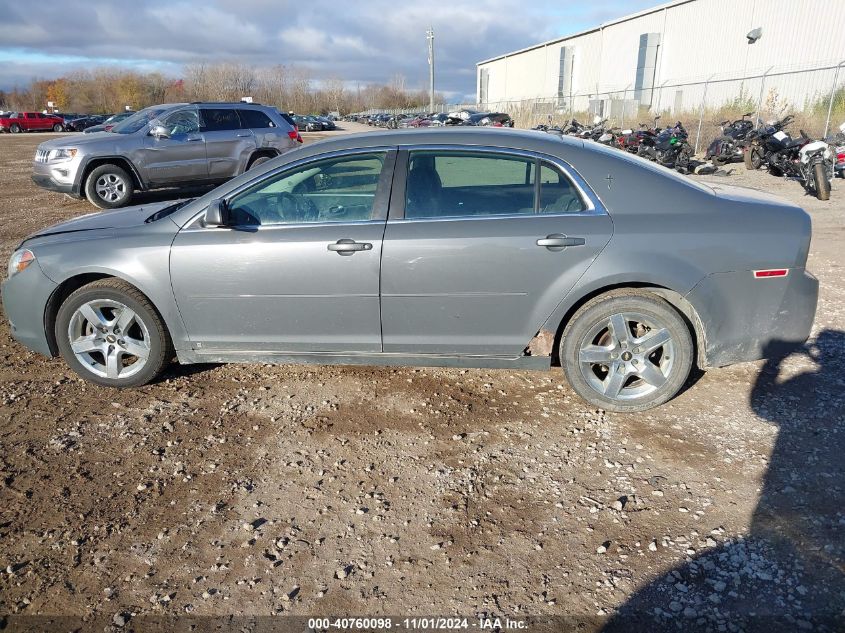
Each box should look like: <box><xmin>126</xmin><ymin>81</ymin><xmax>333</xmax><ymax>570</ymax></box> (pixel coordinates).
<box><xmin>604</xmin><ymin>330</ymin><xmax>845</xmax><ymax>632</ymax></box>
<box><xmin>156</xmin><ymin>361</ymin><xmax>222</xmax><ymax>382</ymax></box>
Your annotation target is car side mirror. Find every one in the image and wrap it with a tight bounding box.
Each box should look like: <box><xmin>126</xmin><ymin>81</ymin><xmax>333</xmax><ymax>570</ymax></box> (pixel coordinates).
<box><xmin>205</xmin><ymin>199</ymin><xmax>229</xmax><ymax>227</ymax></box>
<box><xmin>150</xmin><ymin>125</ymin><xmax>170</xmax><ymax>139</ymax></box>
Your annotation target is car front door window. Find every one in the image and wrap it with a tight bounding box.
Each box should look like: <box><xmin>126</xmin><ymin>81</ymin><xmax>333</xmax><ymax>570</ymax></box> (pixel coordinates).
<box><xmin>227</xmin><ymin>153</ymin><xmax>387</xmax><ymax>226</ymax></box>
<box><xmin>163</xmin><ymin>109</ymin><xmax>200</xmax><ymax>136</ymax></box>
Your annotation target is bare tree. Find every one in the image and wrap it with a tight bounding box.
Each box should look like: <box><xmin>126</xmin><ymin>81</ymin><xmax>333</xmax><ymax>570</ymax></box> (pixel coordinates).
<box><xmin>323</xmin><ymin>77</ymin><xmax>346</xmax><ymax>114</ymax></box>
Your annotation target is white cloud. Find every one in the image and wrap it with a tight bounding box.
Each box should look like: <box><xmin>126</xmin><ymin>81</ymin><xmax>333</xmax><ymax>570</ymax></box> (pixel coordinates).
<box><xmin>0</xmin><ymin>0</ymin><xmax>656</xmax><ymax>93</ymax></box>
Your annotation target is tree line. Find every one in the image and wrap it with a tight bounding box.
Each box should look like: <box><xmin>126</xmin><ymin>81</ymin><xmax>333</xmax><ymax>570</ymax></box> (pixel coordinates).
<box><xmin>0</xmin><ymin>63</ymin><xmax>442</xmax><ymax>115</ymax></box>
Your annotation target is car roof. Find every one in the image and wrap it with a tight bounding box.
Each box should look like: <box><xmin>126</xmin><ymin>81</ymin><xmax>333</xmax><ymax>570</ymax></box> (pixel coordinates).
<box><xmin>297</xmin><ymin>127</ymin><xmax>584</xmax><ymax>155</ymax></box>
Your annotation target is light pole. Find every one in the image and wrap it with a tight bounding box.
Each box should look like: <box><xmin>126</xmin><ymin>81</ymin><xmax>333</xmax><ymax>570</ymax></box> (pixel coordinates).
<box><xmin>426</xmin><ymin>27</ymin><xmax>435</xmax><ymax>112</ymax></box>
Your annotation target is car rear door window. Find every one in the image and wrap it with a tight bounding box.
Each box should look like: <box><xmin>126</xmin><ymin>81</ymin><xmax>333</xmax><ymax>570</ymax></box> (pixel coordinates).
<box><xmin>539</xmin><ymin>162</ymin><xmax>587</xmax><ymax>213</ymax></box>
<box><xmin>227</xmin><ymin>152</ymin><xmax>387</xmax><ymax>226</ymax></box>
<box><xmin>405</xmin><ymin>150</ymin><xmax>536</xmax><ymax>219</ymax></box>
<box><xmin>200</xmin><ymin>108</ymin><xmax>241</xmax><ymax>132</ymax></box>
<box><xmin>238</xmin><ymin>109</ymin><xmax>275</xmax><ymax>129</ymax></box>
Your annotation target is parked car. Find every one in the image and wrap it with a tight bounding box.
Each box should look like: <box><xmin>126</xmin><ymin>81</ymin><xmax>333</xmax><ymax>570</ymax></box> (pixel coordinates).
<box><xmin>424</xmin><ymin>113</ymin><xmax>451</xmax><ymax>127</ymax></box>
<box><xmin>315</xmin><ymin>116</ymin><xmax>336</xmax><ymax>131</ymax></box>
<box><xmin>479</xmin><ymin>112</ymin><xmax>514</xmax><ymax>127</ymax></box>
<box><xmin>461</xmin><ymin>112</ymin><xmax>514</xmax><ymax>127</ymax></box>
<box><xmin>82</xmin><ymin>111</ymin><xmax>136</xmax><ymax>134</ymax></box>
<box><xmin>0</xmin><ymin>111</ymin><xmax>66</xmax><ymax>133</ymax></box>
<box><xmin>292</xmin><ymin>114</ymin><xmax>322</xmax><ymax>132</ymax></box>
<box><xmin>6</xmin><ymin>128</ymin><xmax>817</xmax><ymax>412</ymax></box>
<box><xmin>31</xmin><ymin>102</ymin><xmax>302</xmax><ymax>209</ymax></box>
<box><xmin>447</xmin><ymin>109</ymin><xmax>478</xmax><ymax>122</ymax></box>
<box><xmin>63</xmin><ymin>114</ymin><xmax>106</xmax><ymax>132</ymax></box>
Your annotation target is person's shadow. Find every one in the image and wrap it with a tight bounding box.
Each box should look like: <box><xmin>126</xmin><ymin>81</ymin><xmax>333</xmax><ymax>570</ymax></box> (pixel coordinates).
<box><xmin>603</xmin><ymin>330</ymin><xmax>845</xmax><ymax>632</ymax></box>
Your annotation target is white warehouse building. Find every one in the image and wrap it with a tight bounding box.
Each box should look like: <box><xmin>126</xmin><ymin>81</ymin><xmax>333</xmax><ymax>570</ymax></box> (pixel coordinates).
<box><xmin>476</xmin><ymin>0</ymin><xmax>845</xmax><ymax>124</ymax></box>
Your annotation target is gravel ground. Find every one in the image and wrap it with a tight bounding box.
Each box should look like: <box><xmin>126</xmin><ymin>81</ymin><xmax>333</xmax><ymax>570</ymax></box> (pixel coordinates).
<box><xmin>0</xmin><ymin>126</ymin><xmax>842</xmax><ymax>631</ymax></box>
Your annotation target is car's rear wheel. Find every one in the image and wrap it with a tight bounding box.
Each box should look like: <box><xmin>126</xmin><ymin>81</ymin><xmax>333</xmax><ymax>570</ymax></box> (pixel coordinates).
<box><xmin>53</xmin><ymin>123</ymin><xmax>63</xmax><ymax>132</ymax></box>
<box><xmin>85</xmin><ymin>164</ymin><xmax>133</xmax><ymax>209</ymax></box>
<box><xmin>560</xmin><ymin>291</ymin><xmax>693</xmax><ymax>412</ymax></box>
<box><xmin>10</xmin><ymin>123</ymin><xmax>21</xmax><ymax>133</ymax></box>
<box><xmin>55</xmin><ymin>279</ymin><xmax>172</xmax><ymax>388</ymax></box>
<box><xmin>247</xmin><ymin>154</ymin><xmax>273</xmax><ymax>170</ymax></box>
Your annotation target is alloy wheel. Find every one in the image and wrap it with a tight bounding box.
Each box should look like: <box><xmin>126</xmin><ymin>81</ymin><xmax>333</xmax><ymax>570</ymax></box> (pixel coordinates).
<box><xmin>67</xmin><ymin>299</ymin><xmax>151</xmax><ymax>379</ymax></box>
<box><xmin>578</xmin><ymin>311</ymin><xmax>675</xmax><ymax>401</ymax></box>
<box><xmin>95</xmin><ymin>173</ymin><xmax>127</xmax><ymax>203</ymax></box>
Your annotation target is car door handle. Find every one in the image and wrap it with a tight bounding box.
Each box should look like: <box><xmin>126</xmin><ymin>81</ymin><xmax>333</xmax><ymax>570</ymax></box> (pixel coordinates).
<box><xmin>536</xmin><ymin>234</ymin><xmax>586</xmax><ymax>249</ymax></box>
<box><xmin>327</xmin><ymin>239</ymin><xmax>373</xmax><ymax>255</ymax></box>
<box><xmin>236</xmin><ymin>133</ymin><xmax>251</xmax><ymax>137</ymax></box>
<box><xmin>186</xmin><ymin>137</ymin><xmax>203</xmax><ymax>142</ymax></box>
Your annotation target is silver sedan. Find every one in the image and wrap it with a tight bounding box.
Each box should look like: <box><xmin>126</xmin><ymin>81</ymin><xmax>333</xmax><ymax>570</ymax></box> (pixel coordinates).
<box><xmin>2</xmin><ymin>129</ymin><xmax>818</xmax><ymax>411</ymax></box>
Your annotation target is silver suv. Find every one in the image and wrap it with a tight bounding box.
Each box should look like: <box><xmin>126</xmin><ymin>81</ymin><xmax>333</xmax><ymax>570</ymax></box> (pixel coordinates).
<box><xmin>32</xmin><ymin>102</ymin><xmax>303</xmax><ymax>209</ymax></box>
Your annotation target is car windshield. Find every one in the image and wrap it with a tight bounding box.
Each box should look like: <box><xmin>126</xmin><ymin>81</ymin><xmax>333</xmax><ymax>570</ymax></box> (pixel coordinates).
<box><xmin>110</xmin><ymin>106</ymin><xmax>172</xmax><ymax>134</ymax></box>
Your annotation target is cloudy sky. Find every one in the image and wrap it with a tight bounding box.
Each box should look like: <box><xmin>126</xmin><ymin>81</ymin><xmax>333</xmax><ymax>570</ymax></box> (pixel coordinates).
<box><xmin>0</xmin><ymin>0</ymin><xmax>657</xmax><ymax>98</ymax></box>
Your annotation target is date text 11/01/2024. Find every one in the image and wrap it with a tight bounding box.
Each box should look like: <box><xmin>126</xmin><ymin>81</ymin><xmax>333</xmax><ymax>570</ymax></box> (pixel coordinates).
<box><xmin>306</xmin><ymin>617</ymin><xmax>528</xmax><ymax>630</ymax></box>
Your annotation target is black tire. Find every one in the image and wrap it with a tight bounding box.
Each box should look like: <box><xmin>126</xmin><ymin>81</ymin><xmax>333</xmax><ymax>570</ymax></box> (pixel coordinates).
<box><xmin>84</xmin><ymin>164</ymin><xmax>133</xmax><ymax>209</ymax></box>
<box><xmin>55</xmin><ymin>278</ymin><xmax>173</xmax><ymax>388</ymax></box>
<box><xmin>560</xmin><ymin>290</ymin><xmax>694</xmax><ymax>412</ymax></box>
<box><xmin>744</xmin><ymin>146</ymin><xmax>763</xmax><ymax>170</ymax></box>
<box><xmin>52</xmin><ymin>123</ymin><xmax>63</xmax><ymax>132</ymax></box>
<box><xmin>710</xmin><ymin>136</ymin><xmax>732</xmax><ymax>166</ymax></box>
<box><xmin>9</xmin><ymin>123</ymin><xmax>21</xmax><ymax>133</ymax></box>
<box><xmin>247</xmin><ymin>154</ymin><xmax>273</xmax><ymax>170</ymax></box>
<box><xmin>813</xmin><ymin>163</ymin><xmax>831</xmax><ymax>201</ymax></box>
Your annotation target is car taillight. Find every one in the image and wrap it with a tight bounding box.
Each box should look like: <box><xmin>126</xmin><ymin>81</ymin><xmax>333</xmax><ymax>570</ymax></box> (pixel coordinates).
<box><xmin>288</xmin><ymin>130</ymin><xmax>302</xmax><ymax>143</ymax></box>
<box><xmin>754</xmin><ymin>269</ymin><xmax>789</xmax><ymax>278</ymax></box>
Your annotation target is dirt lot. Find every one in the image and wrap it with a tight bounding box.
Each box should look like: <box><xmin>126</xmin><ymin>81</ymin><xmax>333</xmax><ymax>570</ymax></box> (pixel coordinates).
<box><xmin>0</xmin><ymin>127</ymin><xmax>843</xmax><ymax>631</ymax></box>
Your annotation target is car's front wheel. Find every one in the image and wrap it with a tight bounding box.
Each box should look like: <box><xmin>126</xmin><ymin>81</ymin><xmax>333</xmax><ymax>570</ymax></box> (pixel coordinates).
<box><xmin>85</xmin><ymin>164</ymin><xmax>133</xmax><ymax>209</ymax></box>
<box><xmin>560</xmin><ymin>291</ymin><xmax>693</xmax><ymax>412</ymax></box>
<box><xmin>55</xmin><ymin>279</ymin><xmax>172</xmax><ymax>387</ymax></box>
<box><xmin>53</xmin><ymin>123</ymin><xmax>64</xmax><ymax>132</ymax></box>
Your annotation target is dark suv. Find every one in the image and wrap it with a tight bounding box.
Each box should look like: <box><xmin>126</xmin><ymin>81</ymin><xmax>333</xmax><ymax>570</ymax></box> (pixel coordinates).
<box><xmin>32</xmin><ymin>102</ymin><xmax>303</xmax><ymax>209</ymax></box>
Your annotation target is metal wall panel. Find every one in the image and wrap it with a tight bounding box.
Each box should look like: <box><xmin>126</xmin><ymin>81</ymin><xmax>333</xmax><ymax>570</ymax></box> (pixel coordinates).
<box><xmin>477</xmin><ymin>0</ymin><xmax>845</xmax><ymax>109</ymax></box>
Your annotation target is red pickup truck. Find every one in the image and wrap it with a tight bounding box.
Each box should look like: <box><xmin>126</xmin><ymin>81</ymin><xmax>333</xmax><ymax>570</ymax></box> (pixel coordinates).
<box><xmin>0</xmin><ymin>112</ymin><xmax>65</xmax><ymax>133</ymax></box>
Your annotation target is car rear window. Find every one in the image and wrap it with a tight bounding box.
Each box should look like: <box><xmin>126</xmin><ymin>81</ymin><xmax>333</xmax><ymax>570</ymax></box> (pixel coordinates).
<box><xmin>539</xmin><ymin>162</ymin><xmax>587</xmax><ymax>213</ymax></box>
<box><xmin>405</xmin><ymin>151</ymin><xmax>537</xmax><ymax>219</ymax></box>
<box><xmin>277</xmin><ymin>111</ymin><xmax>296</xmax><ymax>126</ymax></box>
<box><xmin>238</xmin><ymin>109</ymin><xmax>275</xmax><ymax>129</ymax></box>
<box><xmin>201</xmin><ymin>108</ymin><xmax>240</xmax><ymax>132</ymax></box>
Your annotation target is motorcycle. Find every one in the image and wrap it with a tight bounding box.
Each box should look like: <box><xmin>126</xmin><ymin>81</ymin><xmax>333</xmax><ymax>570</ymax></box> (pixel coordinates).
<box><xmin>746</xmin><ymin>115</ymin><xmax>832</xmax><ymax>200</ymax></box>
<box><xmin>825</xmin><ymin>121</ymin><xmax>845</xmax><ymax>179</ymax></box>
<box><xmin>743</xmin><ymin>115</ymin><xmax>796</xmax><ymax>170</ymax></box>
<box><xmin>618</xmin><ymin>117</ymin><xmax>663</xmax><ymax>154</ymax></box>
<box><xmin>796</xmin><ymin>138</ymin><xmax>833</xmax><ymax>200</ymax></box>
<box><xmin>637</xmin><ymin>121</ymin><xmax>693</xmax><ymax>173</ymax></box>
<box><xmin>573</xmin><ymin>118</ymin><xmax>608</xmax><ymax>141</ymax></box>
<box><xmin>597</xmin><ymin>127</ymin><xmax>623</xmax><ymax>147</ymax></box>
<box><xmin>706</xmin><ymin>112</ymin><xmax>755</xmax><ymax>166</ymax></box>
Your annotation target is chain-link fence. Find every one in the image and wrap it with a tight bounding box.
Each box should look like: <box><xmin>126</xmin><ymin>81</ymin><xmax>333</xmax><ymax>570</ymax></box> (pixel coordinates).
<box><xmin>364</xmin><ymin>59</ymin><xmax>845</xmax><ymax>156</ymax></box>
<box><xmin>483</xmin><ymin>59</ymin><xmax>845</xmax><ymax>154</ymax></box>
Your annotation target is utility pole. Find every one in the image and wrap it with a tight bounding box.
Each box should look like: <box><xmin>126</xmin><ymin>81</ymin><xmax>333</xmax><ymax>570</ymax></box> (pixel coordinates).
<box><xmin>426</xmin><ymin>26</ymin><xmax>435</xmax><ymax>112</ymax></box>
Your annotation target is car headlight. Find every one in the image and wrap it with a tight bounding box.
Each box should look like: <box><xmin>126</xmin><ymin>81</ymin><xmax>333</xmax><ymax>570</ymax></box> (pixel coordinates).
<box><xmin>47</xmin><ymin>148</ymin><xmax>77</xmax><ymax>161</ymax></box>
<box><xmin>8</xmin><ymin>249</ymin><xmax>35</xmax><ymax>278</ymax></box>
